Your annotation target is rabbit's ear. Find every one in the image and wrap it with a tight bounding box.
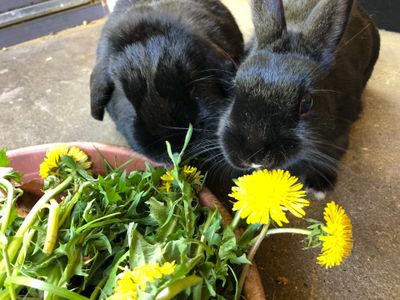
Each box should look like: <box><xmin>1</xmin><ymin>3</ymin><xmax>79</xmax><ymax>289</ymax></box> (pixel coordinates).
<box><xmin>252</xmin><ymin>0</ymin><xmax>287</xmax><ymax>48</ymax></box>
<box><xmin>90</xmin><ymin>59</ymin><xmax>114</xmax><ymax>121</ymax></box>
<box><xmin>302</xmin><ymin>0</ymin><xmax>353</xmax><ymax>60</ymax></box>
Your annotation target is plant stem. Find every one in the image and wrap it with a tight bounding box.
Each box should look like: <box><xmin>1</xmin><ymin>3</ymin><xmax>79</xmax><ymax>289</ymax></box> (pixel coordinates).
<box><xmin>16</xmin><ymin>174</ymin><xmax>73</xmax><ymax>237</ymax></box>
<box><xmin>59</xmin><ymin>182</ymin><xmax>89</xmax><ymax>228</ymax></box>
<box><xmin>230</xmin><ymin>210</ymin><xmax>242</xmax><ymax>231</ymax></box>
<box><xmin>12</xmin><ymin>229</ymin><xmax>36</xmax><ymax>277</ymax></box>
<box><xmin>2</xmin><ymin>248</ymin><xmax>16</xmax><ymax>300</ymax></box>
<box><xmin>236</xmin><ymin>222</ymin><xmax>270</xmax><ymax>300</ymax></box>
<box><xmin>0</xmin><ymin>174</ymin><xmax>74</xmax><ymax>286</ymax></box>
<box><xmin>266</xmin><ymin>228</ymin><xmax>311</xmax><ymax>236</ymax></box>
<box><xmin>0</xmin><ymin>178</ymin><xmax>15</xmax><ymax>234</ymax></box>
<box><xmin>43</xmin><ymin>199</ymin><xmax>60</xmax><ymax>254</ymax></box>
<box><xmin>195</xmin><ymin>209</ymin><xmax>217</xmax><ymax>257</ymax></box>
<box><xmin>59</xmin><ymin>241</ymin><xmax>83</xmax><ymax>287</ymax></box>
<box><xmin>89</xmin><ymin>277</ymin><xmax>107</xmax><ymax>300</ymax></box>
<box><xmin>0</xmin><ymin>178</ymin><xmax>17</xmax><ymax>299</ymax></box>
<box><xmin>44</xmin><ymin>263</ymin><xmax>63</xmax><ymax>300</ymax></box>
<box><xmin>236</xmin><ymin>228</ymin><xmax>312</xmax><ymax>299</ymax></box>
<box><xmin>192</xmin><ymin>284</ymin><xmax>202</xmax><ymax>300</ymax></box>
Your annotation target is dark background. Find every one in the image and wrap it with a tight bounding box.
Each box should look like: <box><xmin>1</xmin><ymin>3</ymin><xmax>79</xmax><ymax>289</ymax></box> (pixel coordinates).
<box><xmin>359</xmin><ymin>0</ymin><xmax>400</xmax><ymax>32</ymax></box>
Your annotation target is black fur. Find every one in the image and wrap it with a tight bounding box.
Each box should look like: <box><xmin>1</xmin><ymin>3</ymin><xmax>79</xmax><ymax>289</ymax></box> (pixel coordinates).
<box><xmin>90</xmin><ymin>0</ymin><xmax>244</xmax><ymax>163</ymax></box>
<box><xmin>218</xmin><ymin>0</ymin><xmax>380</xmax><ymax>193</ymax></box>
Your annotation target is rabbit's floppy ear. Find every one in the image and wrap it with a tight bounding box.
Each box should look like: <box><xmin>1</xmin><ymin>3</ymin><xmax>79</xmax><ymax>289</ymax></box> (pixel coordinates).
<box><xmin>302</xmin><ymin>0</ymin><xmax>354</xmax><ymax>61</ymax></box>
<box><xmin>252</xmin><ymin>0</ymin><xmax>287</xmax><ymax>48</ymax></box>
<box><xmin>90</xmin><ymin>59</ymin><xmax>114</xmax><ymax>121</ymax></box>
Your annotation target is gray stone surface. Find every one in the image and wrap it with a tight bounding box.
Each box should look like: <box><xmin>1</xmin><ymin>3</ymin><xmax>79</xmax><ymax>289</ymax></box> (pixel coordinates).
<box><xmin>0</xmin><ymin>1</ymin><xmax>399</xmax><ymax>299</ymax></box>
<box><xmin>0</xmin><ymin>21</ymin><xmax>126</xmax><ymax>150</ymax></box>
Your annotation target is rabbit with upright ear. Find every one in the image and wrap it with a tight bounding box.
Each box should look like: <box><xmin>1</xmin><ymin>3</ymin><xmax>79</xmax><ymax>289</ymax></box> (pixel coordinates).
<box><xmin>218</xmin><ymin>0</ymin><xmax>380</xmax><ymax>194</ymax></box>
<box><xmin>90</xmin><ymin>0</ymin><xmax>244</xmax><ymax>163</ymax></box>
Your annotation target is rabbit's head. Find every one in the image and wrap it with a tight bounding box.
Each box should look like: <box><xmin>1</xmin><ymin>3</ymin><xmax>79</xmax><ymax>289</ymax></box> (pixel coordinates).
<box><xmin>91</xmin><ymin>14</ymin><xmax>237</xmax><ymax>161</ymax></box>
<box><xmin>218</xmin><ymin>0</ymin><xmax>354</xmax><ymax>170</ymax></box>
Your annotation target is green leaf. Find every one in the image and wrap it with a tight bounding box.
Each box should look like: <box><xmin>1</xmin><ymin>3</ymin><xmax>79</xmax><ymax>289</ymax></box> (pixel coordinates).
<box><xmin>203</xmin><ymin>275</ymin><xmax>217</xmax><ymax>297</ymax></box>
<box><xmin>92</xmin><ymin>145</ymin><xmax>114</xmax><ymax>173</ymax></box>
<box><xmin>118</xmin><ymin>170</ymin><xmax>128</xmax><ymax>192</ymax></box>
<box><xmin>162</xmin><ymin>238</ymin><xmax>188</xmax><ymax>264</ymax></box>
<box><xmin>155</xmin><ymin>217</ymin><xmax>178</xmax><ymax>243</ymax></box>
<box><xmin>304</xmin><ymin>221</ymin><xmax>324</xmax><ymax>249</ymax></box>
<box><xmin>237</xmin><ymin>223</ymin><xmax>262</xmax><ymax>248</ymax></box>
<box><xmin>128</xmin><ymin>225</ymin><xmax>163</xmax><ymax>267</ymax></box>
<box><xmin>197</xmin><ymin>262</ymin><xmax>217</xmax><ymax>296</ymax></box>
<box><xmin>84</xmin><ymin>232</ymin><xmax>112</xmax><ymax>255</ymax></box>
<box><xmin>166</xmin><ymin>141</ymin><xmax>180</xmax><ymax>167</ymax></box>
<box><xmin>227</xmin><ymin>264</ymin><xmax>239</xmax><ymax>300</ymax></box>
<box><xmin>82</xmin><ymin>199</ymin><xmax>96</xmax><ymax>222</ymax></box>
<box><xmin>179</xmin><ymin>123</ymin><xmax>193</xmax><ymax>157</ymax></box>
<box><xmin>150</xmin><ymin>167</ymin><xmax>167</xmax><ymax>185</ymax></box>
<box><xmin>148</xmin><ymin>197</ymin><xmax>168</xmax><ymax>226</ymax></box>
<box><xmin>181</xmin><ymin>182</ymin><xmax>196</xmax><ymax>237</ymax></box>
<box><xmin>0</xmin><ymin>148</ymin><xmax>9</xmax><ymax>167</ymax></box>
<box><xmin>165</xmin><ymin>124</ymin><xmax>194</xmax><ymax>168</ymax></box>
<box><xmin>228</xmin><ymin>253</ymin><xmax>250</xmax><ymax>265</ymax></box>
<box><xmin>75</xmin><ymin>213</ymin><xmax>122</xmax><ymax>234</ymax></box>
<box><xmin>6</xmin><ymin>276</ymin><xmax>90</xmax><ymax>300</ymax></box>
<box><xmin>61</xmin><ymin>155</ymin><xmax>79</xmax><ymax>170</ymax></box>
<box><xmin>103</xmin><ymin>250</ymin><xmax>130</xmax><ymax>295</ymax></box>
<box><xmin>101</xmin><ymin>184</ymin><xmax>122</xmax><ymax>204</ymax></box>
<box><xmin>201</xmin><ymin>211</ymin><xmax>223</xmax><ymax>247</ymax></box>
<box><xmin>156</xmin><ymin>275</ymin><xmax>202</xmax><ymax>300</ymax></box>
<box><xmin>126</xmin><ymin>190</ymin><xmax>146</xmax><ymax>216</ymax></box>
<box><xmin>218</xmin><ymin>227</ymin><xmax>237</xmax><ymax>260</ymax></box>
<box><xmin>171</xmin><ymin>255</ymin><xmax>203</xmax><ymax>280</ymax></box>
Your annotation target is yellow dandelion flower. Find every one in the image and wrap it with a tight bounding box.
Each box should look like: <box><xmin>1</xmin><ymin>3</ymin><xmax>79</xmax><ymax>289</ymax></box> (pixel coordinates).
<box><xmin>132</xmin><ymin>264</ymin><xmax>162</xmax><ymax>291</ymax></box>
<box><xmin>182</xmin><ymin>166</ymin><xmax>197</xmax><ymax>176</ymax></box>
<box><xmin>182</xmin><ymin>166</ymin><xmax>203</xmax><ymax>189</ymax></box>
<box><xmin>110</xmin><ymin>267</ymin><xmax>138</xmax><ymax>300</ymax></box>
<box><xmin>317</xmin><ymin>201</ymin><xmax>353</xmax><ymax>269</ymax></box>
<box><xmin>111</xmin><ymin>261</ymin><xmax>176</xmax><ymax>297</ymax></box>
<box><xmin>132</xmin><ymin>261</ymin><xmax>176</xmax><ymax>291</ymax></box>
<box><xmin>160</xmin><ymin>170</ymin><xmax>174</xmax><ymax>192</ymax></box>
<box><xmin>157</xmin><ymin>261</ymin><xmax>176</xmax><ymax>275</ymax></box>
<box><xmin>39</xmin><ymin>144</ymin><xmax>91</xmax><ymax>179</ymax></box>
<box><xmin>161</xmin><ymin>181</ymin><xmax>172</xmax><ymax>192</ymax></box>
<box><xmin>230</xmin><ymin>169</ymin><xmax>309</xmax><ymax>226</ymax></box>
<box><xmin>161</xmin><ymin>171</ymin><xmax>174</xmax><ymax>182</ymax></box>
<box><xmin>160</xmin><ymin>166</ymin><xmax>203</xmax><ymax>192</ymax></box>
<box><xmin>67</xmin><ymin>146</ymin><xmax>92</xmax><ymax>170</ymax></box>
<box><xmin>39</xmin><ymin>144</ymin><xmax>68</xmax><ymax>178</ymax></box>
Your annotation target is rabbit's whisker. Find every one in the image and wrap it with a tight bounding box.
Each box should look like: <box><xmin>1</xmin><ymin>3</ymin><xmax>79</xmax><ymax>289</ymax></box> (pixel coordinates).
<box><xmin>336</xmin><ymin>23</ymin><xmax>371</xmax><ymax>53</ymax></box>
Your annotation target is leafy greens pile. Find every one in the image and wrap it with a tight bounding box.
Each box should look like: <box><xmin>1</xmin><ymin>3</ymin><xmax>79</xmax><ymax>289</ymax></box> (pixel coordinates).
<box><xmin>0</xmin><ymin>134</ymin><xmax>255</xmax><ymax>299</ymax></box>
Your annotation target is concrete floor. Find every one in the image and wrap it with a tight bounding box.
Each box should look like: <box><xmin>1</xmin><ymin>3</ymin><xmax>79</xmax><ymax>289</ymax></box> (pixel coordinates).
<box><xmin>0</xmin><ymin>1</ymin><xmax>399</xmax><ymax>299</ymax></box>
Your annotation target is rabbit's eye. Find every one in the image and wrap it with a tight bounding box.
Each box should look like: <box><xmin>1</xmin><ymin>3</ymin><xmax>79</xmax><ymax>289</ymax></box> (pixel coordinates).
<box><xmin>299</xmin><ymin>96</ymin><xmax>313</xmax><ymax>116</ymax></box>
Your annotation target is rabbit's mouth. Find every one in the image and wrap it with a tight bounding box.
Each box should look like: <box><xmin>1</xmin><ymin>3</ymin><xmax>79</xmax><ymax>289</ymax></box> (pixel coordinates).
<box><xmin>250</xmin><ymin>163</ymin><xmax>263</xmax><ymax>169</ymax></box>
<box><xmin>221</xmin><ymin>150</ymin><xmax>287</xmax><ymax>172</ymax></box>
<box><xmin>246</xmin><ymin>159</ymin><xmax>298</xmax><ymax>172</ymax></box>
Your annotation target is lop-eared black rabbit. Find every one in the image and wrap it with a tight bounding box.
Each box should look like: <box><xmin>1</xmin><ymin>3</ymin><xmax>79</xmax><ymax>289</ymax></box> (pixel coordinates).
<box><xmin>90</xmin><ymin>0</ymin><xmax>244</xmax><ymax>163</ymax></box>
<box><xmin>218</xmin><ymin>0</ymin><xmax>380</xmax><ymax>197</ymax></box>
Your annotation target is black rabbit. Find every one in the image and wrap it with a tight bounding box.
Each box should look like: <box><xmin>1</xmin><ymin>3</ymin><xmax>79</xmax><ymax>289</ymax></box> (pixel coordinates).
<box><xmin>90</xmin><ymin>0</ymin><xmax>244</xmax><ymax>163</ymax></box>
<box><xmin>217</xmin><ymin>0</ymin><xmax>380</xmax><ymax>197</ymax></box>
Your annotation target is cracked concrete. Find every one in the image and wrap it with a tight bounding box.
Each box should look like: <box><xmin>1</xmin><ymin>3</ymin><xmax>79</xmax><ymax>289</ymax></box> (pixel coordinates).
<box><xmin>0</xmin><ymin>1</ymin><xmax>399</xmax><ymax>299</ymax></box>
